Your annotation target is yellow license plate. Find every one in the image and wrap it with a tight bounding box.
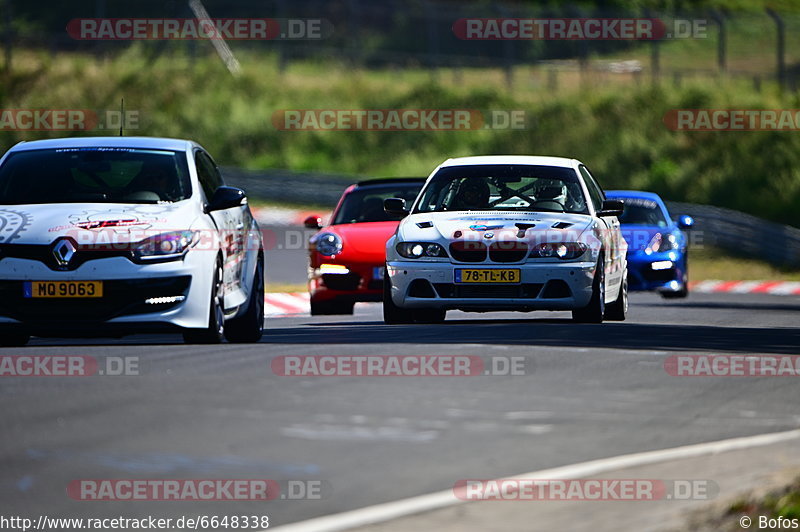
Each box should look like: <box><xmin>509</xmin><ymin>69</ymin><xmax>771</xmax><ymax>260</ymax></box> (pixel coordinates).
<box><xmin>24</xmin><ymin>281</ymin><xmax>103</xmax><ymax>298</ymax></box>
<box><xmin>455</xmin><ymin>269</ymin><xmax>521</xmax><ymax>284</ymax></box>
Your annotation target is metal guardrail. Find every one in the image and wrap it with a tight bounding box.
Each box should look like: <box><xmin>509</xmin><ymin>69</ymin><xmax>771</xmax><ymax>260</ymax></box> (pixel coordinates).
<box><xmin>666</xmin><ymin>201</ymin><xmax>800</xmax><ymax>267</ymax></box>
<box><xmin>222</xmin><ymin>166</ymin><xmax>352</xmax><ymax>207</ymax></box>
<box><xmin>224</xmin><ymin>167</ymin><xmax>800</xmax><ymax>267</ymax></box>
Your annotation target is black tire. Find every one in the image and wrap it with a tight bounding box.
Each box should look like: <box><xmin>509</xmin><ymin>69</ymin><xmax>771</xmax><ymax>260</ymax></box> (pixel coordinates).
<box><xmin>225</xmin><ymin>256</ymin><xmax>265</xmax><ymax>343</ymax></box>
<box><xmin>572</xmin><ymin>256</ymin><xmax>605</xmax><ymax>323</ymax></box>
<box><xmin>661</xmin><ymin>265</ymin><xmax>689</xmax><ymax>299</ymax></box>
<box><xmin>383</xmin><ymin>269</ymin><xmax>414</xmax><ymax>324</ymax></box>
<box><xmin>310</xmin><ymin>300</ymin><xmax>355</xmax><ymax>316</ymax></box>
<box><xmin>0</xmin><ymin>329</ymin><xmax>30</xmax><ymax>347</ymax></box>
<box><xmin>604</xmin><ymin>269</ymin><xmax>628</xmax><ymax>321</ymax></box>
<box><xmin>413</xmin><ymin>309</ymin><xmax>446</xmax><ymax>324</ymax></box>
<box><xmin>183</xmin><ymin>258</ymin><xmax>225</xmax><ymax>344</ymax></box>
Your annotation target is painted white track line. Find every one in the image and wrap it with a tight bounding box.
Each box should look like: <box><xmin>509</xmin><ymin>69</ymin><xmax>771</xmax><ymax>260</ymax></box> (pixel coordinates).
<box><xmin>268</xmin><ymin>428</ymin><xmax>800</xmax><ymax>532</ymax></box>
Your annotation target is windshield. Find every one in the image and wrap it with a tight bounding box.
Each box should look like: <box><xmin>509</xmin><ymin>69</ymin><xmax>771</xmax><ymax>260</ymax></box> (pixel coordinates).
<box><xmin>332</xmin><ymin>182</ymin><xmax>423</xmax><ymax>224</ymax></box>
<box><xmin>616</xmin><ymin>197</ymin><xmax>669</xmax><ymax>227</ymax></box>
<box><xmin>0</xmin><ymin>147</ymin><xmax>192</xmax><ymax>205</ymax></box>
<box><xmin>414</xmin><ymin>164</ymin><xmax>589</xmax><ymax>214</ymax></box>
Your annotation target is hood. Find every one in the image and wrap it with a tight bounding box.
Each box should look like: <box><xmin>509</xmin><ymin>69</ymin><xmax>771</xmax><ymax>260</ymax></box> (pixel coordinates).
<box><xmin>0</xmin><ymin>202</ymin><xmax>197</xmax><ymax>246</ymax></box>
<box><xmin>328</xmin><ymin>221</ymin><xmax>400</xmax><ymax>262</ymax></box>
<box><xmin>399</xmin><ymin>211</ymin><xmax>593</xmax><ymax>243</ymax></box>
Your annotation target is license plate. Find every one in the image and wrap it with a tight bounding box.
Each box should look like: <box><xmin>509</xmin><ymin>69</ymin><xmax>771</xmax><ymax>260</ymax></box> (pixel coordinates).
<box><xmin>454</xmin><ymin>269</ymin><xmax>521</xmax><ymax>284</ymax></box>
<box><xmin>23</xmin><ymin>281</ymin><xmax>103</xmax><ymax>298</ymax></box>
<box><xmin>373</xmin><ymin>266</ymin><xmax>385</xmax><ymax>280</ymax></box>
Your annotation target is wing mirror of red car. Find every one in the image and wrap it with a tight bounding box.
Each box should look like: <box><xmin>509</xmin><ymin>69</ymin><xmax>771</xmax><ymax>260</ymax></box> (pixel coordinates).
<box><xmin>303</xmin><ymin>215</ymin><xmax>323</xmax><ymax>229</ymax></box>
<box><xmin>384</xmin><ymin>198</ymin><xmax>409</xmax><ymax>218</ymax></box>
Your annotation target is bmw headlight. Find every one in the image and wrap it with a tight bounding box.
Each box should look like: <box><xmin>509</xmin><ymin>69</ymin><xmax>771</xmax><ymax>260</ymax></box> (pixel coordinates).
<box><xmin>532</xmin><ymin>242</ymin><xmax>587</xmax><ymax>260</ymax></box>
<box><xmin>645</xmin><ymin>233</ymin><xmax>679</xmax><ymax>254</ymax></box>
<box><xmin>132</xmin><ymin>231</ymin><xmax>198</xmax><ymax>261</ymax></box>
<box><xmin>315</xmin><ymin>232</ymin><xmax>343</xmax><ymax>256</ymax></box>
<box><xmin>396</xmin><ymin>242</ymin><xmax>446</xmax><ymax>259</ymax></box>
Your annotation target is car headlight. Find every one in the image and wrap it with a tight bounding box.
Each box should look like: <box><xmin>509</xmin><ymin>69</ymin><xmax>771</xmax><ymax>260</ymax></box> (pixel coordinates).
<box><xmin>396</xmin><ymin>242</ymin><xmax>447</xmax><ymax>259</ymax></box>
<box><xmin>132</xmin><ymin>231</ymin><xmax>198</xmax><ymax>261</ymax></box>
<box><xmin>532</xmin><ymin>242</ymin><xmax>587</xmax><ymax>260</ymax></box>
<box><xmin>315</xmin><ymin>232</ymin><xmax>342</xmax><ymax>256</ymax></box>
<box><xmin>645</xmin><ymin>233</ymin><xmax>679</xmax><ymax>254</ymax></box>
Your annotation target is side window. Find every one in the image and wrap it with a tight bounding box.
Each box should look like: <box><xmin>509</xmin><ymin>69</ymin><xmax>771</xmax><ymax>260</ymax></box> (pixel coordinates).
<box><xmin>194</xmin><ymin>151</ymin><xmax>223</xmax><ymax>200</ymax></box>
<box><xmin>579</xmin><ymin>166</ymin><xmax>604</xmax><ymax>213</ymax></box>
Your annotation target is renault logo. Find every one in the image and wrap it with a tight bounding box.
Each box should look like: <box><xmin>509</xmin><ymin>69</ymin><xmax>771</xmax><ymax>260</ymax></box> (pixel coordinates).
<box><xmin>52</xmin><ymin>238</ymin><xmax>77</xmax><ymax>267</ymax></box>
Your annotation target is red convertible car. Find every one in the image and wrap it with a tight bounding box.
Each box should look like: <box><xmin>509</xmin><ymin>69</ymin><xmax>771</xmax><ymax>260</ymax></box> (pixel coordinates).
<box><xmin>305</xmin><ymin>178</ymin><xmax>424</xmax><ymax>315</ymax></box>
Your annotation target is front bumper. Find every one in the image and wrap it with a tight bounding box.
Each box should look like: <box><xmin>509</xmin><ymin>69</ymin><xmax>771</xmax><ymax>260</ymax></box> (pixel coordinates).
<box><xmin>387</xmin><ymin>260</ymin><xmax>597</xmax><ymax>311</ymax></box>
<box><xmin>308</xmin><ymin>260</ymin><xmax>384</xmax><ymax>304</ymax></box>
<box><xmin>626</xmin><ymin>251</ymin><xmax>686</xmax><ymax>292</ymax></box>
<box><xmin>0</xmin><ymin>249</ymin><xmax>215</xmax><ymax>333</ymax></box>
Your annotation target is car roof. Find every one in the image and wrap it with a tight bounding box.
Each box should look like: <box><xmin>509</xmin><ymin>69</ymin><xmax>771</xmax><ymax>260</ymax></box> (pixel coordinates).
<box><xmin>440</xmin><ymin>155</ymin><xmax>577</xmax><ymax>168</ymax></box>
<box><xmin>355</xmin><ymin>177</ymin><xmax>426</xmax><ymax>187</ymax></box>
<box><xmin>605</xmin><ymin>190</ymin><xmax>665</xmax><ymax>202</ymax></box>
<box><xmin>7</xmin><ymin>136</ymin><xmax>199</xmax><ymax>153</ymax></box>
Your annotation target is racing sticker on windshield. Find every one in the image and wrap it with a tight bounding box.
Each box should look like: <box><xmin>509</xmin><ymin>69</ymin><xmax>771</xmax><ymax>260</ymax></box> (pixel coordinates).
<box><xmin>0</xmin><ymin>209</ymin><xmax>33</xmax><ymax>243</ymax></box>
<box><xmin>621</xmin><ymin>198</ymin><xmax>658</xmax><ymax>208</ymax></box>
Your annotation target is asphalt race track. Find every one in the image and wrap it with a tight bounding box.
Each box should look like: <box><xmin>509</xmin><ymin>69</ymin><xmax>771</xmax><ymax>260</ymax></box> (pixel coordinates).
<box><xmin>2</xmin><ymin>241</ymin><xmax>799</xmax><ymax>530</ymax></box>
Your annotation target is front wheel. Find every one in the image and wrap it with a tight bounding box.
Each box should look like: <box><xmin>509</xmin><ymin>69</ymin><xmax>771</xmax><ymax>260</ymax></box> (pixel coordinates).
<box><xmin>0</xmin><ymin>328</ymin><xmax>30</xmax><ymax>347</ymax></box>
<box><xmin>572</xmin><ymin>257</ymin><xmax>605</xmax><ymax>323</ymax></box>
<box><xmin>225</xmin><ymin>256</ymin><xmax>265</xmax><ymax>343</ymax></box>
<box><xmin>310</xmin><ymin>300</ymin><xmax>354</xmax><ymax>316</ymax></box>
<box><xmin>604</xmin><ymin>269</ymin><xmax>627</xmax><ymax>321</ymax></box>
<box><xmin>413</xmin><ymin>309</ymin><xmax>446</xmax><ymax>324</ymax></box>
<box><xmin>183</xmin><ymin>259</ymin><xmax>225</xmax><ymax>344</ymax></box>
<box><xmin>383</xmin><ymin>269</ymin><xmax>414</xmax><ymax>324</ymax></box>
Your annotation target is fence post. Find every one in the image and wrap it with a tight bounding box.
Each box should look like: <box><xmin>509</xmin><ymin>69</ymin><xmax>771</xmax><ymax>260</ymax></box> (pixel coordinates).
<box><xmin>2</xmin><ymin>0</ymin><xmax>11</xmax><ymax>74</ymax></box>
<box><xmin>766</xmin><ymin>9</ymin><xmax>785</xmax><ymax>89</ymax></box>
<box><xmin>711</xmin><ymin>10</ymin><xmax>726</xmax><ymax>74</ymax></box>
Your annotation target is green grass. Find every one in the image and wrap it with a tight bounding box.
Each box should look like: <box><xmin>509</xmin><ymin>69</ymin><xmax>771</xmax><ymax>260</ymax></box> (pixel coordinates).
<box><xmin>2</xmin><ymin>42</ymin><xmax>800</xmax><ymax>229</ymax></box>
<box><xmin>690</xmin><ymin>246</ymin><xmax>800</xmax><ymax>281</ymax></box>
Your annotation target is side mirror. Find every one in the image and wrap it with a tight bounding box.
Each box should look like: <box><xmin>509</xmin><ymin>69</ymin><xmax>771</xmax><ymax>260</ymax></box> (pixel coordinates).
<box><xmin>303</xmin><ymin>215</ymin><xmax>323</xmax><ymax>229</ymax></box>
<box><xmin>384</xmin><ymin>197</ymin><xmax>409</xmax><ymax>217</ymax></box>
<box><xmin>677</xmin><ymin>215</ymin><xmax>694</xmax><ymax>229</ymax></box>
<box><xmin>205</xmin><ymin>186</ymin><xmax>246</xmax><ymax>213</ymax></box>
<box><xmin>598</xmin><ymin>199</ymin><xmax>624</xmax><ymax>217</ymax></box>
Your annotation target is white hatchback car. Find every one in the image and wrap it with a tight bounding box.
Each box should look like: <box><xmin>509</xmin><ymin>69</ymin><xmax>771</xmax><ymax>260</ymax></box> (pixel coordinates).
<box><xmin>0</xmin><ymin>137</ymin><xmax>264</xmax><ymax>345</ymax></box>
<box><xmin>383</xmin><ymin>156</ymin><xmax>628</xmax><ymax>324</ymax></box>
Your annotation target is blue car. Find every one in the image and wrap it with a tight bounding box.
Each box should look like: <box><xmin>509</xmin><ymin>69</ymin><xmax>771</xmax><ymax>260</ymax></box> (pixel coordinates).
<box><xmin>605</xmin><ymin>191</ymin><xmax>693</xmax><ymax>298</ymax></box>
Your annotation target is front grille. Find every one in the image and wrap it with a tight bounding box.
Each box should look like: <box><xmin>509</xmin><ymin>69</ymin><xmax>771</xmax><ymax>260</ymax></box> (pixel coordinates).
<box><xmin>0</xmin><ymin>241</ymin><xmax>132</xmax><ymax>271</ymax></box>
<box><xmin>434</xmin><ymin>283</ymin><xmax>543</xmax><ymax>299</ymax></box>
<box><xmin>643</xmin><ymin>268</ymin><xmax>676</xmax><ymax>283</ymax></box>
<box><xmin>449</xmin><ymin>242</ymin><xmax>487</xmax><ymax>262</ymax></box>
<box><xmin>488</xmin><ymin>242</ymin><xmax>529</xmax><ymax>263</ymax></box>
<box><xmin>322</xmin><ymin>273</ymin><xmax>361</xmax><ymax>291</ymax></box>
<box><xmin>0</xmin><ymin>276</ymin><xmax>191</xmax><ymax>322</ymax></box>
<box><xmin>408</xmin><ymin>279</ymin><xmax>436</xmax><ymax>298</ymax></box>
<box><xmin>540</xmin><ymin>280</ymin><xmax>572</xmax><ymax>298</ymax></box>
